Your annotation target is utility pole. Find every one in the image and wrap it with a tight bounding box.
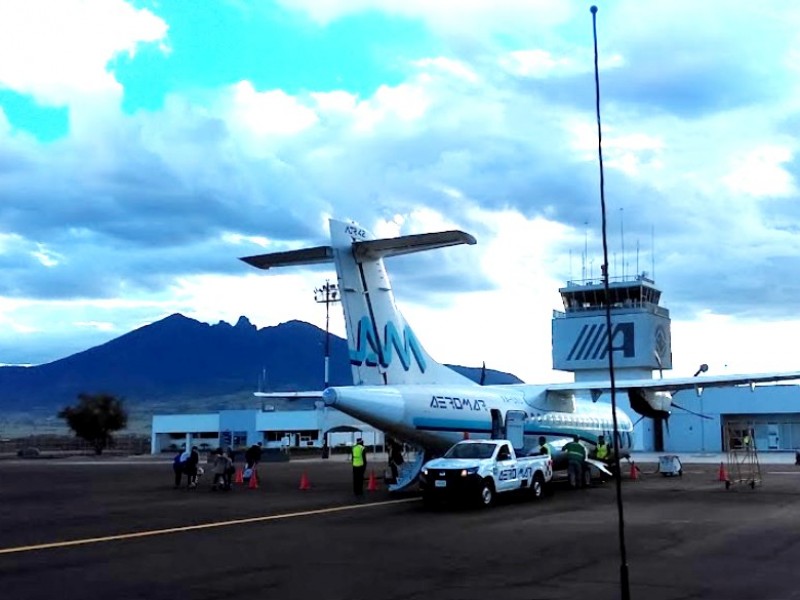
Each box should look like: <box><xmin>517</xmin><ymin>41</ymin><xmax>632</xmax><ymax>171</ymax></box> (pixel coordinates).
<box><xmin>314</xmin><ymin>279</ymin><xmax>341</xmax><ymax>389</ymax></box>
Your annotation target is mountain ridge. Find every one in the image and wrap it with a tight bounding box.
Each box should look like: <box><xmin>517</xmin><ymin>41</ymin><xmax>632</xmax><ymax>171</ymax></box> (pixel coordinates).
<box><xmin>0</xmin><ymin>314</ymin><xmax>522</xmax><ymax>413</ymax></box>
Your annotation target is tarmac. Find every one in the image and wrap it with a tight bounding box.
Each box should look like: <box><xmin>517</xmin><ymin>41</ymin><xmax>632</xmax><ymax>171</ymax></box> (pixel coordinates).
<box><xmin>2</xmin><ymin>452</ymin><xmax>800</xmax><ymax>600</ymax></box>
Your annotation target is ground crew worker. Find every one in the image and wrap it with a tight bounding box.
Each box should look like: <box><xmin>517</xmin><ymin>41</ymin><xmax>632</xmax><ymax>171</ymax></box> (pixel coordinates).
<box><xmin>595</xmin><ymin>435</ymin><xmax>610</xmax><ymax>462</ymax></box>
<box><xmin>563</xmin><ymin>435</ymin><xmax>587</xmax><ymax>488</ymax></box>
<box><xmin>538</xmin><ymin>436</ymin><xmax>551</xmax><ymax>456</ymax></box>
<box><xmin>351</xmin><ymin>438</ymin><xmax>368</xmax><ymax>497</ymax></box>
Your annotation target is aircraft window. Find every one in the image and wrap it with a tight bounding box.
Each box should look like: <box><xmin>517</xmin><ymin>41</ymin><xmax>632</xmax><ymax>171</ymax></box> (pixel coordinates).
<box><xmin>444</xmin><ymin>443</ymin><xmax>495</xmax><ymax>460</ymax></box>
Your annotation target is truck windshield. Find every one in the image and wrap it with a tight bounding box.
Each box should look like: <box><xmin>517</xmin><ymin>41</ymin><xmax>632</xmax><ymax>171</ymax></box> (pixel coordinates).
<box><xmin>444</xmin><ymin>443</ymin><xmax>496</xmax><ymax>459</ymax></box>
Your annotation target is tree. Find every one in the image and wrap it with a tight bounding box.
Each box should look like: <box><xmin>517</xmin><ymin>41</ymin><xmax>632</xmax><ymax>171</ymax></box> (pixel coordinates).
<box><xmin>58</xmin><ymin>393</ymin><xmax>128</xmax><ymax>455</ymax></box>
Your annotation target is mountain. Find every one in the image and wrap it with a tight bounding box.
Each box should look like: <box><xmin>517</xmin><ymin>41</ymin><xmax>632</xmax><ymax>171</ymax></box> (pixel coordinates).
<box><xmin>0</xmin><ymin>314</ymin><xmax>522</xmax><ymax>413</ymax></box>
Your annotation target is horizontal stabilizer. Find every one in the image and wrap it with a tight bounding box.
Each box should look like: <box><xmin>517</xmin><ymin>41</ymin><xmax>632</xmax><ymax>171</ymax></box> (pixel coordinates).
<box><xmin>354</xmin><ymin>230</ymin><xmax>476</xmax><ymax>261</ymax></box>
<box><xmin>240</xmin><ymin>246</ymin><xmax>333</xmax><ymax>270</ymax></box>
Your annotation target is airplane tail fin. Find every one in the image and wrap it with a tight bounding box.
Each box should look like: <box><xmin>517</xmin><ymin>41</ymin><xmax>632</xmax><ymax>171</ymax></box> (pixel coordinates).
<box><xmin>241</xmin><ymin>219</ymin><xmax>477</xmax><ymax>387</ymax></box>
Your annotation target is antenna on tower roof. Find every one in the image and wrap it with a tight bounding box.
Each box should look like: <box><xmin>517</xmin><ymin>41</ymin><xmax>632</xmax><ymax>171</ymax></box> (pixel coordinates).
<box><xmin>651</xmin><ymin>225</ymin><xmax>656</xmax><ymax>281</ymax></box>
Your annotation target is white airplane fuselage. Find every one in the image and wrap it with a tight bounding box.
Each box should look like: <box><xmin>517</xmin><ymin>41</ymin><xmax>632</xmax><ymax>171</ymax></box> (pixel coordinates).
<box><xmin>323</xmin><ymin>383</ymin><xmax>634</xmax><ymax>455</ymax></box>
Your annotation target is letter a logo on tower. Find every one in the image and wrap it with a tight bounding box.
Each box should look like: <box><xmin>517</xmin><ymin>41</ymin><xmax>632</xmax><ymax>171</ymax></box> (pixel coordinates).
<box><xmin>349</xmin><ymin>317</ymin><xmax>427</xmax><ymax>372</ymax></box>
<box><xmin>567</xmin><ymin>322</ymin><xmax>635</xmax><ymax>361</ymax></box>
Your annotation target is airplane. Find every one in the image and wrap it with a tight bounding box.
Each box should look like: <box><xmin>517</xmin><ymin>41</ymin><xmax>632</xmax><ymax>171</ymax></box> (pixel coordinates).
<box><xmin>241</xmin><ymin>218</ymin><xmax>800</xmax><ymax>491</ymax></box>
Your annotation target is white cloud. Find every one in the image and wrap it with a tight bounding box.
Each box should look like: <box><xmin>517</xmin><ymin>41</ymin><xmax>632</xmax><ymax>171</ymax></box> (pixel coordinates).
<box><xmin>226</xmin><ymin>81</ymin><xmax>319</xmax><ymax>137</ymax></box>
<box><xmin>74</xmin><ymin>320</ymin><xmax>115</xmax><ymax>332</ymax></box>
<box><xmin>0</xmin><ymin>0</ymin><xmax>167</xmax><ymax>106</ymax></box>
<box><xmin>723</xmin><ymin>145</ymin><xmax>797</xmax><ymax>198</ymax></box>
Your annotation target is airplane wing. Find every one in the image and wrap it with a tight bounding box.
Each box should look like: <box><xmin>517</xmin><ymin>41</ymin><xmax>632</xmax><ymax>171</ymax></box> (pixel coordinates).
<box><xmin>541</xmin><ymin>371</ymin><xmax>800</xmax><ymax>395</ymax></box>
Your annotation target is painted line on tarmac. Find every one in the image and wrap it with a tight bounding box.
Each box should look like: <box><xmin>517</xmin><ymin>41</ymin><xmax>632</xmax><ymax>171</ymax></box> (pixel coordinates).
<box><xmin>0</xmin><ymin>497</ymin><xmax>420</xmax><ymax>556</ymax></box>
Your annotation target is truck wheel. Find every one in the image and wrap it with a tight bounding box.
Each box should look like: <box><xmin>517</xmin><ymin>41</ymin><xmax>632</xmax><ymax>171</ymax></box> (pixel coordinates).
<box><xmin>478</xmin><ymin>479</ymin><xmax>494</xmax><ymax>507</ymax></box>
<box><xmin>531</xmin><ymin>473</ymin><xmax>545</xmax><ymax>500</ymax></box>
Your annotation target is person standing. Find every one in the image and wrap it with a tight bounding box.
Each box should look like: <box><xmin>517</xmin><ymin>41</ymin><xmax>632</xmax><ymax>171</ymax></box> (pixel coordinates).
<box><xmin>184</xmin><ymin>446</ymin><xmax>200</xmax><ymax>489</ymax></box>
<box><xmin>211</xmin><ymin>448</ymin><xmax>233</xmax><ymax>491</ymax></box>
<box><xmin>563</xmin><ymin>435</ymin><xmax>587</xmax><ymax>488</ymax></box>
<box><xmin>388</xmin><ymin>439</ymin><xmax>404</xmax><ymax>483</ymax></box>
<box><xmin>594</xmin><ymin>435</ymin><xmax>610</xmax><ymax>463</ymax></box>
<box><xmin>537</xmin><ymin>436</ymin><xmax>551</xmax><ymax>456</ymax></box>
<box><xmin>244</xmin><ymin>441</ymin><xmax>263</xmax><ymax>482</ymax></box>
<box><xmin>172</xmin><ymin>449</ymin><xmax>187</xmax><ymax>488</ymax></box>
<box><xmin>351</xmin><ymin>438</ymin><xmax>368</xmax><ymax>497</ymax></box>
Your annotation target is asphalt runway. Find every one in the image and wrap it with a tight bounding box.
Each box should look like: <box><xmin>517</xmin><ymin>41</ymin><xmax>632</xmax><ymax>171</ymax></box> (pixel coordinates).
<box><xmin>2</xmin><ymin>456</ymin><xmax>800</xmax><ymax>600</ymax></box>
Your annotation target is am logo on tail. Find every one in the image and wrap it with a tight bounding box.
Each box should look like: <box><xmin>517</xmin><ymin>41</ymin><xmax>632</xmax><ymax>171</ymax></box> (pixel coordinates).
<box><xmin>242</xmin><ymin>219</ymin><xmax>800</xmax><ymax>491</ymax></box>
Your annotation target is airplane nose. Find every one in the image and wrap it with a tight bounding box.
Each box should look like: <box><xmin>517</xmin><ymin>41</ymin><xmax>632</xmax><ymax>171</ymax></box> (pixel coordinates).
<box><xmin>322</xmin><ymin>387</ymin><xmax>338</xmax><ymax>407</ymax></box>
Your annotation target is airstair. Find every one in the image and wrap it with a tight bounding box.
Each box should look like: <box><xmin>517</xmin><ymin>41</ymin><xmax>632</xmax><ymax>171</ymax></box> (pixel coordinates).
<box><xmin>724</xmin><ymin>421</ymin><xmax>761</xmax><ymax>490</ymax></box>
<box><xmin>387</xmin><ymin>448</ymin><xmax>427</xmax><ymax>492</ymax></box>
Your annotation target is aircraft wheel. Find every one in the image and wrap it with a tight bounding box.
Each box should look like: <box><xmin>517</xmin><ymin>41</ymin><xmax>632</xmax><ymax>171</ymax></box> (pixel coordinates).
<box><xmin>478</xmin><ymin>479</ymin><xmax>495</xmax><ymax>507</ymax></box>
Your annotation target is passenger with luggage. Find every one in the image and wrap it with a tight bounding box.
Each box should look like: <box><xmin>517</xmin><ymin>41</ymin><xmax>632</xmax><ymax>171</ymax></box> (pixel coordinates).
<box><xmin>210</xmin><ymin>448</ymin><xmax>234</xmax><ymax>491</ymax></box>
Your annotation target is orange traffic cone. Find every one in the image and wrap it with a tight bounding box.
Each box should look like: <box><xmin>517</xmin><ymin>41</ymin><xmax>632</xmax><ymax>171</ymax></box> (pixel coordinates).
<box><xmin>367</xmin><ymin>469</ymin><xmax>378</xmax><ymax>492</ymax></box>
<box><xmin>629</xmin><ymin>461</ymin><xmax>640</xmax><ymax>481</ymax></box>
<box><xmin>718</xmin><ymin>462</ymin><xmax>728</xmax><ymax>482</ymax></box>
<box><xmin>234</xmin><ymin>467</ymin><xmax>243</xmax><ymax>484</ymax></box>
<box><xmin>299</xmin><ymin>472</ymin><xmax>311</xmax><ymax>491</ymax></box>
<box><xmin>248</xmin><ymin>469</ymin><xmax>259</xmax><ymax>489</ymax></box>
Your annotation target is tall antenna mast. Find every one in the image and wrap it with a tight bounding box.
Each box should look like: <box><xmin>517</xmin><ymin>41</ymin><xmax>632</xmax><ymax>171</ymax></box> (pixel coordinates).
<box><xmin>590</xmin><ymin>6</ymin><xmax>631</xmax><ymax>599</ymax></box>
<box><xmin>651</xmin><ymin>224</ymin><xmax>655</xmax><ymax>280</ymax></box>
<box><xmin>583</xmin><ymin>223</ymin><xmax>589</xmax><ymax>280</ymax></box>
<box><xmin>620</xmin><ymin>207</ymin><xmax>625</xmax><ymax>279</ymax></box>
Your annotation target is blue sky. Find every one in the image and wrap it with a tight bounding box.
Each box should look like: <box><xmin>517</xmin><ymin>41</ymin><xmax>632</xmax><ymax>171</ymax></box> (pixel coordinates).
<box><xmin>0</xmin><ymin>0</ymin><xmax>799</xmax><ymax>383</ymax></box>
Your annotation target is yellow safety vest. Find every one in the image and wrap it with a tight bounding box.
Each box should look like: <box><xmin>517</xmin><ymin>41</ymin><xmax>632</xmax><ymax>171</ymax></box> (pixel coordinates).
<box><xmin>596</xmin><ymin>443</ymin><xmax>609</xmax><ymax>460</ymax></box>
<box><xmin>352</xmin><ymin>444</ymin><xmax>365</xmax><ymax>467</ymax></box>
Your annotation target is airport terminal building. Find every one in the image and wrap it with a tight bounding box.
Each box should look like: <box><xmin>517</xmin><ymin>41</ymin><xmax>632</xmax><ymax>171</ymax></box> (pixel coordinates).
<box><xmin>151</xmin><ymin>274</ymin><xmax>800</xmax><ymax>455</ymax></box>
<box><xmin>151</xmin><ymin>400</ymin><xmax>384</xmax><ymax>455</ymax></box>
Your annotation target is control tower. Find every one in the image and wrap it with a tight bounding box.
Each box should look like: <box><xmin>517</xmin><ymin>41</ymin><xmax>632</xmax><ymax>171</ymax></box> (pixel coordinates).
<box><xmin>552</xmin><ymin>273</ymin><xmax>672</xmax><ymax>382</ymax></box>
<box><xmin>552</xmin><ymin>273</ymin><xmax>672</xmax><ymax>451</ymax></box>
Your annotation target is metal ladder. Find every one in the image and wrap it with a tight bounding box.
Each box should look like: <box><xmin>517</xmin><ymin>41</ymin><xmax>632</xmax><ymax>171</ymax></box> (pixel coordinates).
<box><xmin>724</xmin><ymin>421</ymin><xmax>761</xmax><ymax>490</ymax></box>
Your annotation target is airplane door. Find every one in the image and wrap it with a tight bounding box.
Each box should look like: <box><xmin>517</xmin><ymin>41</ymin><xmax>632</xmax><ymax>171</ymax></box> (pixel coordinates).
<box><xmin>490</xmin><ymin>409</ymin><xmax>503</xmax><ymax>439</ymax></box>
<box><xmin>768</xmin><ymin>423</ymin><xmax>779</xmax><ymax>450</ymax></box>
<box><xmin>505</xmin><ymin>410</ymin><xmax>526</xmax><ymax>450</ymax></box>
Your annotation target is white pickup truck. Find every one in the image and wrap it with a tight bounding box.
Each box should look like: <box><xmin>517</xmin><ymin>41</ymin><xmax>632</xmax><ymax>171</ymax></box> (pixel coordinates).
<box><xmin>419</xmin><ymin>439</ymin><xmax>553</xmax><ymax>507</ymax></box>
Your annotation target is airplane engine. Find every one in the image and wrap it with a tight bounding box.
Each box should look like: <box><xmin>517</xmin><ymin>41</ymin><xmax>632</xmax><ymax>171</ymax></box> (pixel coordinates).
<box><xmin>628</xmin><ymin>388</ymin><xmax>672</xmax><ymax>420</ymax></box>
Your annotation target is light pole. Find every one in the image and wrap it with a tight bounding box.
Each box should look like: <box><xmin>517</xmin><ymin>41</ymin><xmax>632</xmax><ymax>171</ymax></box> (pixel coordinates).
<box><xmin>314</xmin><ymin>279</ymin><xmax>341</xmax><ymax>389</ymax></box>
